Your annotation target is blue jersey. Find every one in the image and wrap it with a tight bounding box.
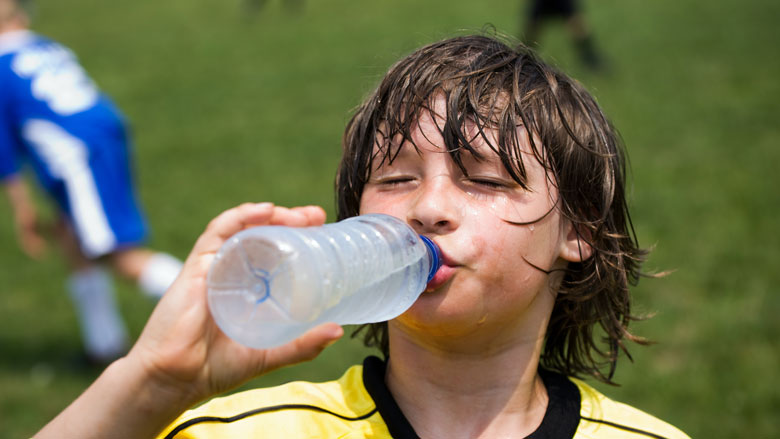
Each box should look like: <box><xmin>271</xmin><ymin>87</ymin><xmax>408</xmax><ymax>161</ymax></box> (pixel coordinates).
<box><xmin>0</xmin><ymin>30</ymin><xmax>148</xmax><ymax>257</ymax></box>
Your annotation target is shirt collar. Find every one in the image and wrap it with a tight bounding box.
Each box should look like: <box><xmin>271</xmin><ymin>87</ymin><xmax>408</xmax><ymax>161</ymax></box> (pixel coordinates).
<box><xmin>361</xmin><ymin>356</ymin><xmax>582</xmax><ymax>439</ymax></box>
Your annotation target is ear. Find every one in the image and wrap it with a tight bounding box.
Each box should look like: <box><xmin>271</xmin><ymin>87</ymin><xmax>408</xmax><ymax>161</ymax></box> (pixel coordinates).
<box><xmin>559</xmin><ymin>220</ymin><xmax>593</xmax><ymax>263</ymax></box>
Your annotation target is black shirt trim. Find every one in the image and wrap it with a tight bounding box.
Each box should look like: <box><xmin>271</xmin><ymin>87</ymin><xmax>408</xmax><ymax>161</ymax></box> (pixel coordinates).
<box><xmin>580</xmin><ymin>417</ymin><xmax>670</xmax><ymax>439</ymax></box>
<box><xmin>163</xmin><ymin>403</ymin><xmax>377</xmax><ymax>439</ymax></box>
<box><xmin>528</xmin><ymin>368</ymin><xmax>581</xmax><ymax>438</ymax></box>
<box><xmin>363</xmin><ymin>356</ymin><xmax>420</xmax><ymax>438</ymax></box>
<box><xmin>362</xmin><ymin>356</ymin><xmax>583</xmax><ymax>439</ymax></box>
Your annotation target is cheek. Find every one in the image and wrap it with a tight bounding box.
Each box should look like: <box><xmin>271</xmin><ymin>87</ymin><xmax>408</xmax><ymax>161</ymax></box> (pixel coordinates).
<box><xmin>359</xmin><ymin>200</ymin><xmax>397</xmax><ymax>216</ymax></box>
<box><xmin>359</xmin><ymin>191</ymin><xmax>404</xmax><ymax>216</ymax></box>
<box><xmin>474</xmin><ymin>226</ymin><xmax>541</xmax><ymax>280</ymax></box>
<box><xmin>470</xmin><ymin>226</ymin><xmax>520</xmax><ymax>278</ymax></box>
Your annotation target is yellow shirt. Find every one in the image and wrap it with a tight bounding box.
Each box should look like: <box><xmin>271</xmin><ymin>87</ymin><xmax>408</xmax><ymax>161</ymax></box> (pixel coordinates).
<box><xmin>158</xmin><ymin>356</ymin><xmax>689</xmax><ymax>439</ymax></box>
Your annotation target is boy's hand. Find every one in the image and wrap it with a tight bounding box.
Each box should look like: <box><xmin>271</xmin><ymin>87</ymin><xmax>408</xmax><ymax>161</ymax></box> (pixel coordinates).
<box><xmin>35</xmin><ymin>203</ymin><xmax>343</xmax><ymax>439</ymax></box>
<box><xmin>126</xmin><ymin>202</ymin><xmax>343</xmax><ymax>406</ymax></box>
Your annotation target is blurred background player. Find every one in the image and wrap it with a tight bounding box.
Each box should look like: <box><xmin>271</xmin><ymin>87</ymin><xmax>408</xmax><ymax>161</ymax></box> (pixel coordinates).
<box><xmin>242</xmin><ymin>0</ymin><xmax>304</xmax><ymax>15</ymax></box>
<box><xmin>522</xmin><ymin>0</ymin><xmax>605</xmax><ymax>71</ymax></box>
<box><xmin>0</xmin><ymin>0</ymin><xmax>182</xmax><ymax>363</ymax></box>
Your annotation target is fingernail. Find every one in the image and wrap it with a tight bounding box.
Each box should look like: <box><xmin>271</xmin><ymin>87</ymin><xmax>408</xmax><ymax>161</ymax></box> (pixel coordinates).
<box><xmin>255</xmin><ymin>202</ymin><xmax>273</xmax><ymax>209</ymax></box>
<box><xmin>325</xmin><ymin>325</ymin><xmax>344</xmax><ymax>343</ymax></box>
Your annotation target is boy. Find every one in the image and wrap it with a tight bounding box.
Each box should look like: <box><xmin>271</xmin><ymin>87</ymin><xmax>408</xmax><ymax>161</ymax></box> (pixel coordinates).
<box><xmin>0</xmin><ymin>0</ymin><xmax>182</xmax><ymax>363</ymax></box>
<box><xmin>36</xmin><ymin>35</ymin><xmax>688</xmax><ymax>438</ymax></box>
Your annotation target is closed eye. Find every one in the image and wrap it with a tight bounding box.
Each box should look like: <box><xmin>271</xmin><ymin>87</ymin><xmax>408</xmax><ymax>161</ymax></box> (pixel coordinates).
<box><xmin>468</xmin><ymin>178</ymin><xmax>509</xmax><ymax>189</ymax></box>
<box><xmin>371</xmin><ymin>176</ymin><xmax>416</xmax><ymax>188</ymax></box>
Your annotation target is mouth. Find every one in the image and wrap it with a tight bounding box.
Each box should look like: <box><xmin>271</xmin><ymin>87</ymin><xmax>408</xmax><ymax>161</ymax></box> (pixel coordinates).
<box><xmin>425</xmin><ymin>264</ymin><xmax>455</xmax><ymax>292</ymax></box>
<box><xmin>424</xmin><ymin>247</ymin><xmax>457</xmax><ymax>292</ymax></box>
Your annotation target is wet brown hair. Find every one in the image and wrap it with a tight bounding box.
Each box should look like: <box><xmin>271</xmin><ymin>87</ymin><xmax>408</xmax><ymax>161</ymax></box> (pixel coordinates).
<box><xmin>336</xmin><ymin>34</ymin><xmax>649</xmax><ymax>384</ymax></box>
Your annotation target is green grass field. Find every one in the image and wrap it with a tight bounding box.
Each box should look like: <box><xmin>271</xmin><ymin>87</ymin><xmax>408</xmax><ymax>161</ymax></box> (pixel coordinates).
<box><xmin>1</xmin><ymin>0</ymin><xmax>778</xmax><ymax>437</ymax></box>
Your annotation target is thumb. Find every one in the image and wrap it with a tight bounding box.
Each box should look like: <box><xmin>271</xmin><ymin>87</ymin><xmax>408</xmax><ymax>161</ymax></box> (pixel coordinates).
<box><xmin>261</xmin><ymin>323</ymin><xmax>344</xmax><ymax>373</ymax></box>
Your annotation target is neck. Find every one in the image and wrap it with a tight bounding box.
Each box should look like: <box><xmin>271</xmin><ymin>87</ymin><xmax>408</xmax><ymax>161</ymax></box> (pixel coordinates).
<box><xmin>0</xmin><ymin>14</ymin><xmax>28</xmax><ymax>35</ymax></box>
<box><xmin>385</xmin><ymin>324</ymin><xmax>550</xmax><ymax>438</ymax></box>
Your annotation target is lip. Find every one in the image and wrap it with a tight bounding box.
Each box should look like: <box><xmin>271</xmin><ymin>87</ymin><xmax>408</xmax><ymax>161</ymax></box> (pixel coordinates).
<box><xmin>425</xmin><ymin>264</ymin><xmax>455</xmax><ymax>292</ymax></box>
<box><xmin>424</xmin><ymin>245</ymin><xmax>457</xmax><ymax>292</ymax></box>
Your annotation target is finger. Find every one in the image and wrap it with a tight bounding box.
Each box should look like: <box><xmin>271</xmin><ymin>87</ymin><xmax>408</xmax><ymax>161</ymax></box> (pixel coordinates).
<box><xmin>260</xmin><ymin>323</ymin><xmax>344</xmax><ymax>373</ymax></box>
<box><xmin>291</xmin><ymin>205</ymin><xmax>327</xmax><ymax>226</ymax></box>
<box><xmin>193</xmin><ymin>203</ymin><xmax>275</xmax><ymax>255</ymax></box>
<box><xmin>267</xmin><ymin>206</ymin><xmax>314</xmax><ymax>227</ymax></box>
<box><xmin>267</xmin><ymin>205</ymin><xmax>326</xmax><ymax>228</ymax></box>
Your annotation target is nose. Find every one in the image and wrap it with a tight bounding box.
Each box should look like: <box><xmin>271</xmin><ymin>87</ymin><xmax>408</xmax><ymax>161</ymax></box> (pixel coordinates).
<box><xmin>406</xmin><ymin>177</ymin><xmax>460</xmax><ymax>235</ymax></box>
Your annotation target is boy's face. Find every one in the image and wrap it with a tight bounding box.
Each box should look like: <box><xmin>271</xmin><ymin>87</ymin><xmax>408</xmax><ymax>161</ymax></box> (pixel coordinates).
<box><xmin>359</xmin><ymin>96</ymin><xmax>588</xmax><ymax>349</ymax></box>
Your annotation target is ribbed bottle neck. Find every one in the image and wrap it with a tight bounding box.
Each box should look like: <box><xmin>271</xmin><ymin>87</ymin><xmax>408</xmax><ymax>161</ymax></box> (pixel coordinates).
<box><xmin>418</xmin><ymin>235</ymin><xmax>442</xmax><ymax>282</ymax></box>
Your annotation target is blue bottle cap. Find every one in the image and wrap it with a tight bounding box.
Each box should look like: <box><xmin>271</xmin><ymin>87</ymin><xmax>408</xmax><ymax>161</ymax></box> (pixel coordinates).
<box><xmin>419</xmin><ymin>235</ymin><xmax>442</xmax><ymax>282</ymax></box>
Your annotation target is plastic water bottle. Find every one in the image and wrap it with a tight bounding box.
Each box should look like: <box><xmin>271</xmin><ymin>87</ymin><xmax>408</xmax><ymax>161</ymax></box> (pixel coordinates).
<box><xmin>206</xmin><ymin>214</ymin><xmax>441</xmax><ymax>349</ymax></box>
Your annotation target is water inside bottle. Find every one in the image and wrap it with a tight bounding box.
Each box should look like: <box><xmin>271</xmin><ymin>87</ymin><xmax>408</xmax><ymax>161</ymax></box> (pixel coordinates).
<box><xmin>208</xmin><ymin>236</ymin><xmax>294</xmax><ymax>324</ymax></box>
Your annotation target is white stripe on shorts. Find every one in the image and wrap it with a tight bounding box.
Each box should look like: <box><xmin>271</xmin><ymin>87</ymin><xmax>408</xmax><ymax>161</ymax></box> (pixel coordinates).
<box><xmin>22</xmin><ymin>119</ymin><xmax>116</xmax><ymax>258</ymax></box>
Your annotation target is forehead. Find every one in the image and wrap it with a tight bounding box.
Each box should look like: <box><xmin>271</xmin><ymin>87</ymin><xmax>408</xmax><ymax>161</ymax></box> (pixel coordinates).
<box><xmin>372</xmin><ymin>107</ymin><xmax>536</xmax><ymax>165</ymax></box>
<box><xmin>362</xmin><ymin>89</ymin><xmax>553</xmax><ymax>189</ymax></box>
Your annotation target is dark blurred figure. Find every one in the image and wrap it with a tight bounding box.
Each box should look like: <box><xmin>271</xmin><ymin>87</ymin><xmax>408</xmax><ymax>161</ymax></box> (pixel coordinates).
<box><xmin>242</xmin><ymin>0</ymin><xmax>304</xmax><ymax>15</ymax></box>
<box><xmin>522</xmin><ymin>0</ymin><xmax>605</xmax><ymax>71</ymax></box>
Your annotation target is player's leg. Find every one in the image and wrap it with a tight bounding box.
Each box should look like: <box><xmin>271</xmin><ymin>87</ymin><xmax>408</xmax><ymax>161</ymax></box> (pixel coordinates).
<box><xmin>564</xmin><ymin>2</ymin><xmax>604</xmax><ymax>70</ymax></box>
<box><xmin>522</xmin><ymin>0</ymin><xmax>547</xmax><ymax>47</ymax></box>
<box><xmin>55</xmin><ymin>219</ymin><xmax>129</xmax><ymax>363</ymax></box>
<box><xmin>108</xmin><ymin>247</ymin><xmax>182</xmax><ymax>298</ymax></box>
